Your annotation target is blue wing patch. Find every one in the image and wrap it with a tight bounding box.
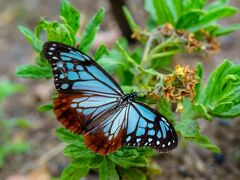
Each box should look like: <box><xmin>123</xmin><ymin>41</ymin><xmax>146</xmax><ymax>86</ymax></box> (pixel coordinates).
<box><xmin>42</xmin><ymin>41</ymin><xmax>124</xmax><ymax>96</ymax></box>
<box><xmin>124</xmin><ymin>102</ymin><xmax>178</xmax><ymax>152</ymax></box>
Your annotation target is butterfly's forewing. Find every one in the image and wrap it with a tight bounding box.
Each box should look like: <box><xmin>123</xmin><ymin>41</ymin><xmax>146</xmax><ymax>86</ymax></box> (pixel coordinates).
<box><xmin>42</xmin><ymin>42</ymin><xmax>125</xmax><ymax>150</ymax></box>
<box><xmin>124</xmin><ymin>101</ymin><xmax>178</xmax><ymax>152</ymax></box>
<box><xmin>42</xmin><ymin>42</ymin><xmax>123</xmax><ymax>95</ymax></box>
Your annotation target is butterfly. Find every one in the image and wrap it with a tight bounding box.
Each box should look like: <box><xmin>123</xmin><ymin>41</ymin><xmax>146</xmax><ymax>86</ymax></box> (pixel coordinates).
<box><xmin>42</xmin><ymin>41</ymin><xmax>178</xmax><ymax>155</ymax></box>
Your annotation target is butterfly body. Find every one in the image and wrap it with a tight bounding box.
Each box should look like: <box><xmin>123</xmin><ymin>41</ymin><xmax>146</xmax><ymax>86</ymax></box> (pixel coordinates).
<box><xmin>43</xmin><ymin>41</ymin><xmax>178</xmax><ymax>155</ymax></box>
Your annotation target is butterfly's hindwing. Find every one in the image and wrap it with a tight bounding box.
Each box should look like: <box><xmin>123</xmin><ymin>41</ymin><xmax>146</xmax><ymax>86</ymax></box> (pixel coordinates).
<box><xmin>123</xmin><ymin>102</ymin><xmax>178</xmax><ymax>152</ymax></box>
<box><xmin>84</xmin><ymin>105</ymin><xmax>128</xmax><ymax>155</ymax></box>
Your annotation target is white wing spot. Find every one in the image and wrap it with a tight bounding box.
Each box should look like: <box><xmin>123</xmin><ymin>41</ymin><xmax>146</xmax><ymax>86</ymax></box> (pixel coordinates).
<box><xmin>161</xmin><ymin>117</ymin><xmax>167</xmax><ymax>122</ymax></box>
<box><xmin>162</xmin><ymin>144</ymin><xmax>165</xmax><ymax>148</ymax></box>
<box><xmin>126</xmin><ymin>136</ymin><xmax>131</xmax><ymax>142</ymax></box>
<box><xmin>71</xmin><ymin>103</ymin><xmax>77</xmax><ymax>108</ymax></box>
<box><xmin>157</xmin><ymin>141</ymin><xmax>160</xmax><ymax>145</ymax></box>
<box><xmin>52</xmin><ymin>44</ymin><xmax>56</xmax><ymax>47</ymax></box>
<box><xmin>48</xmin><ymin>52</ymin><xmax>53</xmax><ymax>55</ymax></box>
<box><xmin>52</xmin><ymin>57</ymin><xmax>58</xmax><ymax>60</ymax></box>
<box><xmin>109</xmin><ymin>135</ymin><xmax>113</xmax><ymax>141</ymax></box>
<box><xmin>50</xmin><ymin>47</ymin><xmax>55</xmax><ymax>50</ymax></box>
<box><xmin>168</xmin><ymin>142</ymin><xmax>171</xmax><ymax>146</ymax></box>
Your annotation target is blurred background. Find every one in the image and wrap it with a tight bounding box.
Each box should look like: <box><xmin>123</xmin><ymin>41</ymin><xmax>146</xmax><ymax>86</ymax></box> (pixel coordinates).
<box><xmin>0</xmin><ymin>0</ymin><xmax>239</xmax><ymax>179</ymax></box>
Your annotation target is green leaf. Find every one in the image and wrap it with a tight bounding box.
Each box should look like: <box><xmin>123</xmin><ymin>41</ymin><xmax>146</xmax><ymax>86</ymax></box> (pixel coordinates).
<box><xmin>60</xmin><ymin>0</ymin><xmax>80</xmax><ymax>34</ymax></box>
<box><xmin>79</xmin><ymin>8</ymin><xmax>105</xmax><ymax>52</ymax></box>
<box><xmin>99</xmin><ymin>158</ymin><xmax>119</xmax><ymax>180</ymax></box>
<box><xmin>205</xmin><ymin>0</ymin><xmax>229</xmax><ymax>11</ymax></box>
<box><xmin>190</xmin><ymin>135</ymin><xmax>220</xmax><ymax>153</ymax></box>
<box><xmin>108</xmin><ymin>149</ymin><xmax>148</xmax><ymax>168</ymax></box>
<box><xmin>88</xmin><ymin>155</ymin><xmax>104</xmax><ymax>168</ymax></box>
<box><xmin>95</xmin><ymin>43</ymin><xmax>109</xmax><ymax>60</ymax></box>
<box><xmin>194</xmin><ymin>103</ymin><xmax>212</xmax><ymax>120</ymax></box>
<box><xmin>55</xmin><ymin>127</ymin><xmax>84</xmax><ymax>145</ymax></box>
<box><xmin>64</xmin><ymin>144</ymin><xmax>95</xmax><ymax>159</ymax></box>
<box><xmin>158</xmin><ymin>98</ymin><xmax>176</xmax><ymax>124</ymax></box>
<box><xmin>118</xmin><ymin>168</ymin><xmax>146</xmax><ymax>180</ymax></box>
<box><xmin>35</xmin><ymin>19</ymin><xmax>75</xmax><ymax>45</ymax></box>
<box><xmin>213</xmin><ymin>23</ymin><xmax>240</xmax><ymax>36</ymax></box>
<box><xmin>15</xmin><ymin>65</ymin><xmax>52</xmax><ymax>79</ymax></box>
<box><xmin>212</xmin><ymin>102</ymin><xmax>233</xmax><ymax>114</ymax></box>
<box><xmin>176</xmin><ymin>10</ymin><xmax>205</xmax><ymax>29</ymax></box>
<box><xmin>203</xmin><ymin>60</ymin><xmax>240</xmax><ymax>117</ymax></box>
<box><xmin>61</xmin><ymin>163</ymin><xmax>89</xmax><ymax>180</ymax></box>
<box><xmin>115</xmin><ymin>40</ymin><xmax>137</xmax><ymax>66</ymax></box>
<box><xmin>18</xmin><ymin>25</ymin><xmax>42</xmax><ymax>52</ymax></box>
<box><xmin>165</xmin><ymin>0</ymin><xmax>182</xmax><ymax>23</ymax></box>
<box><xmin>195</xmin><ymin>63</ymin><xmax>203</xmax><ymax>101</ymax></box>
<box><xmin>0</xmin><ymin>118</ymin><xmax>30</xmax><ymax>128</ymax></box>
<box><xmin>201</xmin><ymin>6</ymin><xmax>238</xmax><ymax>22</ymax></box>
<box><xmin>177</xmin><ymin>102</ymin><xmax>220</xmax><ymax>153</ymax></box>
<box><xmin>145</xmin><ymin>0</ymin><xmax>158</xmax><ymax>22</ymax></box>
<box><xmin>203</xmin><ymin>60</ymin><xmax>231</xmax><ymax>105</ymax></box>
<box><xmin>183</xmin><ymin>0</ymin><xmax>207</xmax><ymax>10</ymax></box>
<box><xmin>152</xmin><ymin>0</ymin><xmax>175</xmax><ymax>25</ymax></box>
<box><xmin>0</xmin><ymin>141</ymin><xmax>31</xmax><ymax>167</ymax></box>
<box><xmin>189</xmin><ymin>6</ymin><xmax>239</xmax><ymax>31</ymax></box>
<box><xmin>71</xmin><ymin>155</ymin><xmax>104</xmax><ymax>169</ymax></box>
<box><xmin>176</xmin><ymin>118</ymin><xmax>200</xmax><ymax>138</ymax></box>
<box><xmin>37</xmin><ymin>103</ymin><xmax>53</xmax><ymax>112</ymax></box>
<box><xmin>0</xmin><ymin>81</ymin><xmax>26</xmax><ymax>102</ymax></box>
<box><xmin>123</xmin><ymin>6</ymin><xmax>141</xmax><ymax>31</ymax></box>
<box><xmin>97</xmin><ymin>47</ymin><xmax>128</xmax><ymax>83</ymax></box>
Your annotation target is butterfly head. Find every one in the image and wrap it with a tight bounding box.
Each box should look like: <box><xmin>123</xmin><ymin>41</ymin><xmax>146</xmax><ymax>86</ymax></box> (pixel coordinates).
<box><xmin>122</xmin><ymin>92</ymin><xmax>138</xmax><ymax>102</ymax></box>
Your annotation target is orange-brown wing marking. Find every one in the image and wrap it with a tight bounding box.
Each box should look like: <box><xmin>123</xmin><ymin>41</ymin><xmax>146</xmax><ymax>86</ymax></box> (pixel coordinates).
<box><xmin>54</xmin><ymin>93</ymin><xmax>88</xmax><ymax>134</ymax></box>
<box><xmin>84</xmin><ymin>128</ymin><xmax>124</xmax><ymax>155</ymax></box>
<box><xmin>83</xmin><ymin>105</ymin><xmax>129</xmax><ymax>155</ymax></box>
<box><xmin>53</xmin><ymin>93</ymin><xmax>118</xmax><ymax>134</ymax></box>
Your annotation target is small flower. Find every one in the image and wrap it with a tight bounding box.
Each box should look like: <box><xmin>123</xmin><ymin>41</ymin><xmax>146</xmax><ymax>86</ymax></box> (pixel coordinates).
<box><xmin>176</xmin><ymin>30</ymin><xmax>202</xmax><ymax>53</ymax></box>
<box><xmin>199</xmin><ymin>30</ymin><xmax>220</xmax><ymax>53</ymax></box>
<box><xmin>131</xmin><ymin>29</ymin><xmax>148</xmax><ymax>41</ymax></box>
<box><xmin>176</xmin><ymin>101</ymin><xmax>184</xmax><ymax>113</ymax></box>
<box><xmin>158</xmin><ymin>23</ymin><xmax>174</xmax><ymax>36</ymax></box>
<box><xmin>148</xmin><ymin>88</ymin><xmax>161</xmax><ymax>100</ymax></box>
<box><xmin>163</xmin><ymin>65</ymin><xmax>199</xmax><ymax>105</ymax></box>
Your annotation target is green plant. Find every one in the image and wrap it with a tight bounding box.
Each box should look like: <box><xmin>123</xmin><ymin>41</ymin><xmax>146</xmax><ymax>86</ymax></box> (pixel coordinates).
<box><xmin>16</xmin><ymin>0</ymin><xmax>240</xmax><ymax>179</ymax></box>
<box><xmin>0</xmin><ymin>81</ymin><xmax>31</xmax><ymax>167</ymax></box>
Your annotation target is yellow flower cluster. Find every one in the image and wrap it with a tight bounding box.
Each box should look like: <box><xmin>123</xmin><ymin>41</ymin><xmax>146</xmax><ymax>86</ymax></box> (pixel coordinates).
<box><xmin>163</xmin><ymin>64</ymin><xmax>199</xmax><ymax>103</ymax></box>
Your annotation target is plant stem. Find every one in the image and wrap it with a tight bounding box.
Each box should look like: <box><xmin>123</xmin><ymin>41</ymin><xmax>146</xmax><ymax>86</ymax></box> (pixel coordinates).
<box><xmin>150</xmin><ymin>39</ymin><xmax>182</xmax><ymax>56</ymax></box>
<box><xmin>150</xmin><ymin>50</ymin><xmax>182</xmax><ymax>60</ymax></box>
<box><xmin>141</xmin><ymin>34</ymin><xmax>154</xmax><ymax>68</ymax></box>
